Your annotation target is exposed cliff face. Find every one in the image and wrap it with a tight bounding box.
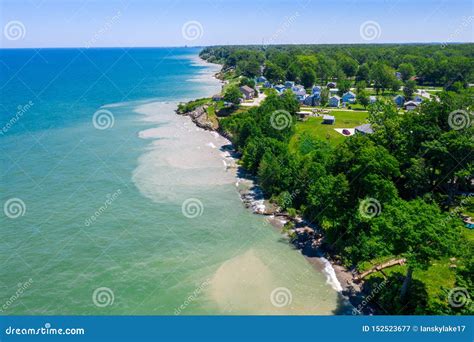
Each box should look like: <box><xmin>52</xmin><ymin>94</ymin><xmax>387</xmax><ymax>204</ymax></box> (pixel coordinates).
<box><xmin>178</xmin><ymin>105</ymin><xmax>218</xmax><ymax>131</ymax></box>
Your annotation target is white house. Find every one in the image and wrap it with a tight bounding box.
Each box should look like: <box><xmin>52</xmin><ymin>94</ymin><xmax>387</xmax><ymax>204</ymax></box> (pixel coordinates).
<box><xmin>403</xmin><ymin>101</ymin><xmax>419</xmax><ymax>111</ymax></box>
<box><xmin>342</xmin><ymin>91</ymin><xmax>356</xmax><ymax>103</ymax></box>
<box><xmin>329</xmin><ymin>95</ymin><xmax>341</xmax><ymax>107</ymax></box>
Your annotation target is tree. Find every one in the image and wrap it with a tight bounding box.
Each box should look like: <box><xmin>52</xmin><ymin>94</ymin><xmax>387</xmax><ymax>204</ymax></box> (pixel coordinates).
<box><xmin>236</xmin><ymin>59</ymin><xmax>261</xmax><ymax>78</ymax></box>
<box><xmin>339</xmin><ymin>56</ymin><xmax>359</xmax><ymax>77</ymax></box>
<box><xmin>356</xmin><ymin>63</ymin><xmax>370</xmax><ymax>83</ymax></box>
<box><xmin>370</xmin><ymin>63</ymin><xmax>397</xmax><ymax>94</ymax></box>
<box><xmin>239</xmin><ymin>77</ymin><xmax>255</xmax><ymax>89</ymax></box>
<box><xmin>398</xmin><ymin>63</ymin><xmax>415</xmax><ymax>82</ymax></box>
<box><xmin>300</xmin><ymin>67</ymin><xmax>316</xmax><ymax>88</ymax></box>
<box><xmin>263</xmin><ymin>62</ymin><xmax>285</xmax><ymax>83</ymax></box>
<box><xmin>337</xmin><ymin>75</ymin><xmax>352</xmax><ymax>96</ymax></box>
<box><xmin>358</xmin><ymin>89</ymin><xmax>370</xmax><ymax>108</ymax></box>
<box><xmin>320</xmin><ymin>88</ymin><xmax>329</xmax><ymax>106</ymax></box>
<box><xmin>403</xmin><ymin>79</ymin><xmax>417</xmax><ymax>99</ymax></box>
<box><xmin>370</xmin><ymin>199</ymin><xmax>460</xmax><ymax>301</ymax></box>
<box><xmin>223</xmin><ymin>85</ymin><xmax>242</xmax><ymax>105</ymax></box>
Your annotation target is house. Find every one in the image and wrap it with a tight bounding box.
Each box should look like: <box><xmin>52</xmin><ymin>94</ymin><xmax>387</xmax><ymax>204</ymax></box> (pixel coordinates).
<box><xmin>212</xmin><ymin>94</ymin><xmax>223</xmax><ymax>101</ymax></box>
<box><xmin>274</xmin><ymin>84</ymin><xmax>286</xmax><ymax>93</ymax></box>
<box><xmin>312</xmin><ymin>85</ymin><xmax>322</xmax><ymax>94</ymax></box>
<box><xmin>393</xmin><ymin>95</ymin><xmax>405</xmax><ymax>107</ymax></box>
<box><xmin>414</xmin><ymin>95</ymin><xmax>423</xmax><ymax>103</ymax></box>
<box><xmin>329</xmin><ymin>88</ymin><xmax>339</xmax><ymax>96</ymax></box>
<box><xmin>354</xmin><ymin>123</ymin><xmax>374</xmax><ymax>135</ymax></box>
<box><xmin>297</xmin><ymin>111</ymin><xmax>311</xmax><ymax>121</ymax></box>
<box><xmin>322</xmin><ymin>115</ymin><xmax>335</xmax><ymax>124</ymax></box>
<box><xmin>263</xmin><ymin>81</ymin><xmax>272</xmax><ymax>88</ymax></box>
<box><xmin>284</xmin><ymin>81</ymin><xmax>295</xmax><ymax>89</ymax></box>
<box><xmin>404</xmin><ymin>101</ymin><xmax>419</xmax><ymax>111</ymax></box>
<box><xmin>327</xmin><ymin>82</ymin><xmax>337</xmax><ymax>88</ymax></box>
<box><xmin>303</xmin><ymin>95</ymin><xmax>315</xmax><ymax>106</ymax></box>
<box><xmin>256</xmin><ymin>76</ymin><xmax>267</xmax><ymax>83</ymax></box>
<box><xmin>240</xmin><ymin>85</ymin><xmax>255</xmax><ymax>100</ymax></box>
<box><xmin>369</xmin><ymin>96</ymin><xmax>377</xmax><ymax>104</ymax></box>
<box><xmin>395</xmin><ymin>72</ymin><xmax>402</xmax><ymax>80</ymax></box>
<box><xmin>342</xmin><ymin>91</ymin><xmax>356</xmax><ymax>104</ymax></box>
<box><xmin>291</xmin><ymin>85</ymin><xmax>307</xmax><ymax>102</ymax></box>
<box><xmin>329</xmin><ymin>95</ymin><xmax>341</xmax><ymax>107</ymax></box>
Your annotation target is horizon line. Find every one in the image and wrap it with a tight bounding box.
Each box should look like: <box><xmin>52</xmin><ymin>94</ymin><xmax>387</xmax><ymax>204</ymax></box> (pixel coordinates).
<box><xmin>1</xmin><ymin>41</ymin><xmax>473</xmax><ymax>50</ymax></box>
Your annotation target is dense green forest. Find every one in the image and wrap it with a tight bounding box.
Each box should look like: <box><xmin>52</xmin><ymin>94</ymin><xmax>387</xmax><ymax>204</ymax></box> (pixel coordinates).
<box><xmin>199</xmin><ymin>44</ymin><xmax>473</xmax><ymax>315</ymax></box>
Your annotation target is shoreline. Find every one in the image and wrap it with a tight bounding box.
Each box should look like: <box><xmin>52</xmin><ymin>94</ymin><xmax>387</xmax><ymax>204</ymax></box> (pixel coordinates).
<box><xmin>179</xmin><ymin>53</ymin><xmax>371</xmax><ymax>314</ymax></box>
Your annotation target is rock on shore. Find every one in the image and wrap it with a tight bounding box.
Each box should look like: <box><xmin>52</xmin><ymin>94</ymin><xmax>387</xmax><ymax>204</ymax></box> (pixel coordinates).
<box><xmin>177</xmin><ymin>105</ymin><xmax>218</xmax><ymax>131</ymax></box>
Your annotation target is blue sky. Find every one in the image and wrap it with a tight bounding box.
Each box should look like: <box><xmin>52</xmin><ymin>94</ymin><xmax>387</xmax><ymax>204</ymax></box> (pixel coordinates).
<box><xmin>1</xmin><ymin>0</ymin><xmax>472</xmax><ymax>48</ymax></box>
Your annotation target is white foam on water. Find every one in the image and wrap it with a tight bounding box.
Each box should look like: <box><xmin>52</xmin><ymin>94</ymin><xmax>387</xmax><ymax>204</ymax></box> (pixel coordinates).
<box><xmin>321</xmin><ymin>258</ymin><xmax>343</xmax><ymax>292</ymax></box>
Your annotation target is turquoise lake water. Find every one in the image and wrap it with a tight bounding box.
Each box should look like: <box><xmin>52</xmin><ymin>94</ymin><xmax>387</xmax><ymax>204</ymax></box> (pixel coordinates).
<box><xmin>0</xmin><ymin>48</ymin><xmax>343</xmax><ymax>315</ymax></box>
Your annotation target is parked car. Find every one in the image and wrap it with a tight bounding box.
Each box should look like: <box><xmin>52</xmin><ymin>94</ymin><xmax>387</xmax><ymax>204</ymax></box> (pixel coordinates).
<box><xmin>342</xmin><ymin>129</ymin><xmax>351</xmax><ymax>136</ymax></box>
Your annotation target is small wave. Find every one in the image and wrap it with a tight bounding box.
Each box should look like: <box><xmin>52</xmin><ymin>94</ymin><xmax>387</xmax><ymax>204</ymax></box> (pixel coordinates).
<box><xmin>321</xmin><ymin>258</ymin><xmax>343</xmax><ymax>292</ymax></box>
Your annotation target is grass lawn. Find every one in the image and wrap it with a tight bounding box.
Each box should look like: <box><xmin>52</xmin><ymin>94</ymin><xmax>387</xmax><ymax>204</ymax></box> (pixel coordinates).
<box><xmin>363</xmin><ymin>257</ymin><xmax>457</xmax><ymax>310</ymax></box>
<box><xmin>290</xmin><ymin>110</ymin><xmax>368</xmax><ymax>149</ymax></box>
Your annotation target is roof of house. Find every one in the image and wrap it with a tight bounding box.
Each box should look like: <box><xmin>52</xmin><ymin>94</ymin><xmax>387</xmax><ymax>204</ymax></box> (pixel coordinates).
<box><xmin>355</xmin><ymin>123</ymin><xmax>374</xmax><ymax>134</ymax></box>
<box><xmin>323</xmin><ymin>115</ymin><xmax>335</xmax><ymax>120</ymax></box>
<box><xmin>370</xmin><ymin>96</ymin><xmax>377</xmax><ymax>100</ymax></box>
<box><xmin>394</xmin><ymin>94</ymin><xmax>405</xmax><ymax>99</ymax></box>
<box><xmin>240</xmin><ymin>85</ymin><xmax>254</xmax><ymax>94</ymax></box>
<box><xmin>330</xmin><ymin>95</ymin><xmax>341</xmax><ymax>100</ymax></box>
<box><xmin>343</xmin><ymin>91</ymin><xmax>356</xmax><ymax>97</ymax></box>
<box><xmin>404</xmin><ymin>101</ymin><xmax>420</xmax><ymax>106</ymax></box>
